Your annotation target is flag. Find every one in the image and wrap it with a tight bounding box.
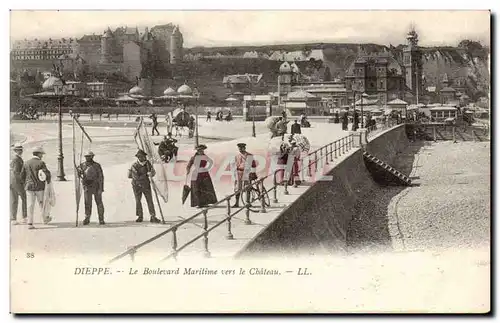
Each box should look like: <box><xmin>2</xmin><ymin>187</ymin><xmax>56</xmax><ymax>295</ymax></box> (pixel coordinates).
<box><xmin>73</xmin><ymin>116</ymin><xmax>92</xmax><ymax>226</ymax></box>
<box><xmin>134</xmin><ymin>117</ymin><xmax>169</xmax><ymax>203</ymax></box>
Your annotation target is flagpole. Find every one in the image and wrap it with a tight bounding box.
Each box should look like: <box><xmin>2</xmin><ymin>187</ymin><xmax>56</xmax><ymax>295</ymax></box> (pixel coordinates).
<box><xmin>72</xmin><ymin>116</ymin><xmax>79</xmax><ymax>227</ymax></box>
<box><xmin>135</xmin><ymin>117</ymin><xmax>166</xmax><ymax>225</ymax></box>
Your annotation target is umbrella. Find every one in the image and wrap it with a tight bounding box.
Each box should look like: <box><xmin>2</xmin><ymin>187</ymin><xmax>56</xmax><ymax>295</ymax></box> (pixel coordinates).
<box><xmin>182</xmin><ymin>176</ymin><xmax>191</xmax><ymax>205</ymax></box>
<box><xmin>286</xmin><ymin>134</ymin><xmax>310</xmax><ymax>152</ymax></box>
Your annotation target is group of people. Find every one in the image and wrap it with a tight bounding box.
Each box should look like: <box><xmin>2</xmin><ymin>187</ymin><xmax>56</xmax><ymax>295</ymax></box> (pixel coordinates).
<box><xmin>185</xmin><ymin>142</ymin><xmax>258</xmax><ymax>208</ymax></box>
<box><xmin>10</xmin><ymin>144</ymin><xmax>52</xmax><ymax>229</ymax></box>
<box><xmin>211</xmin><ymin>110</ymin><xmax>232</xmax><ymax>122</ymax></box>
<box><xmin>10</xmin><ymin>138</ymin><xmax>267</xmax><ymax>226</ymax></box>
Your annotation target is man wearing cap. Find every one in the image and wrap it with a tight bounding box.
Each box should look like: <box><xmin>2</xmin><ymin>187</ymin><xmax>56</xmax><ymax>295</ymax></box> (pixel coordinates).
<box><xmin>128</xmin><ymin>149</ymin><xmax>161</xmax><ymax>223</ymax></box>
<box><xmin>77</xmin><ymin>151</ymin><xmax>105</xmax><ymax>225</ymax></box>
<box><xmin>22</xmin><ymin>147</ymin><xmax>51</xmax><ymax>229</ymax></box>
<box><xmin>10</xmin><ymin>143</ymin><xmax>27</xmax><ymax>223</ymax></box>
<box><xmin>231</xmin><ymin>143</ymin><xmax>257</xmax><ymax>208</ymax></box>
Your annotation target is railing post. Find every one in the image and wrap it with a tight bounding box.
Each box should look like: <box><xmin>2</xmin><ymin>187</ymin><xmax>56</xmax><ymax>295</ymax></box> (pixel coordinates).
<box><xmin>284</xmin><ymin>172</ymin><xmax>289</xmax><ymax>195</ymax></box>
<box><xmin>314</xmin><ymin>151</ymin><xmax>318</xmax><ymax>172</ymax></box>
<box><xmin>325</xmin><ymin>146</ymin><xmax>329</xmax><ymax>165</ymax></box>
<box><xmin>259</xmin><ymin>181</ymin><xmax>267</xmax><ymax>213</ymax></box>
<box><xmin>245</xmin><ymin>188</ymin><xmax>252</xmax><ymax>225</ymax></box>
<box><xmin>453</xmin><ymin>126</ymin><xmax>456</xmax><ymax>143</ymax></box>
<box><xmin>329</xmin><ymin>143</ymin><xmax>334</xmax><ymax>162</ymax></box>
<box><xmin>171</xmin><ymin>228</ymin><xmax>178</xmax><ymax>260</ymax></box>
<box><xmin>226</xmin><ymin>199</ymin><xmax>234</xmax><ymax>240</ymax></box>
<box><xmin>342</xmin><ymin>137</ymin><xmax>345</xmax><ymax>154</ymax></box>
<box><xmin>202</xmin><ymin>210</ymin><xmax>211</xmax><ymax>257</ymax></box>
<box><xmin>334</xmin><ymin>141</ymin><xmax>338</xmax><ymax>158</ymax></box>
<box><xmin>127</xmin><ymin>246</ymin><xmax>136</xmax><ymax>263</ymax></box>
<box><xmin>272</xmin><ymin>172</ymin><xmax>278</xmax><ymax>203</ymax></box>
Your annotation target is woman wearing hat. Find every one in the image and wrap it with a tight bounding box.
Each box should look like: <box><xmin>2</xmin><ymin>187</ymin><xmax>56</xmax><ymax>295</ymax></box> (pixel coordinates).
<box><xmin>186</xmin><ymin>144</ymin><xmax>217</xmax><ymax>208</ymax></box>
<box><xmin>128</xmin><ymin>149</ymin><xmax>161</xmax><ymax>223</ymax></box>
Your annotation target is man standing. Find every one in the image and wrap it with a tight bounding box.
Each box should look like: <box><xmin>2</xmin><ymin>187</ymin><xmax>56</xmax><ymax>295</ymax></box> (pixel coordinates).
<box><xmin>206</xmin><ymin>111</ymin><xmax>212</xmax><ymax>122</ymax></box>
<box><xmin>291</xmin><ymin>119</ymin><xmax>302</xmax><ymax>135</ymax></box>
<box><xmin>77</xmin><ymin>151</ymin><xmax>105</xmax><ymax>225</ymax></box>
<box><xmin>10</xmin><ymin>143</ymin><xmax>27</xmax><ymax>224</ymax></box>
<box><xmin>231</xmin><ymin>143</ymin><xmax>257</xmax><ymax>208</ymax></box>
<box><xmin>128</xmin><ymin>149</ymin><xmax>161</xmax><ymax>223</ymax></box>
<box><xmin>23</xmin><ymin>147</ymin><xmax>51</xmax><ymax>229</ymax></box>
<box><xmin>150</xmin><ymin>113</ymin><xmax>160</xmax><ymax>136</ymax></box>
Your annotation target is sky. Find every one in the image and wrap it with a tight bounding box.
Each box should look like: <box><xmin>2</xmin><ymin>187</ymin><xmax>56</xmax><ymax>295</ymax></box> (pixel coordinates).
<box><xmin>9</xmin><ymin>10</ymin><xmax>490</xmax><ymax>48</ymax></box>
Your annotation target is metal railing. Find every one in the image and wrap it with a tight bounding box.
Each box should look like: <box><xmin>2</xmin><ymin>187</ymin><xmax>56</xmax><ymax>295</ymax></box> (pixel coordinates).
<box><xmin>108</xmin><ymin>133</ymin><xmax>356</xmax><ymax>264</ymax></box>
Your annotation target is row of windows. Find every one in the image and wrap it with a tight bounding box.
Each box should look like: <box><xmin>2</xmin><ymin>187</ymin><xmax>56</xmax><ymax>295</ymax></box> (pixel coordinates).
<box><xmin>12</xmin><ymin>49</ymin><xmax>72</xmax><ymax>54</ymax></box>
<box><xmin>12</xmin><ymin>55</ymin><xmax>62</xmax><ymax>60</ymax></box>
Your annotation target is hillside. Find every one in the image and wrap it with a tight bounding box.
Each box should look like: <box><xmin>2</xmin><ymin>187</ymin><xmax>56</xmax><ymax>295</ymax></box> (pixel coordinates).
<box><xmin>10</xmin><ymin>41</ymin><xmax>490</xmax><ymax>105</ymax></box>
<box><xmin>179</xmin><ymin>41</ymin><xmax>490</xmax><ymax>103</ymax></box>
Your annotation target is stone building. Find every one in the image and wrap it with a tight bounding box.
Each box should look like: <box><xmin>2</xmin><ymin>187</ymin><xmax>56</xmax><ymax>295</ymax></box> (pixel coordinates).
<box><xmin>73</xmin><ymin>24</ymin><xmax>184</xmax><ymax>81</ymax></box>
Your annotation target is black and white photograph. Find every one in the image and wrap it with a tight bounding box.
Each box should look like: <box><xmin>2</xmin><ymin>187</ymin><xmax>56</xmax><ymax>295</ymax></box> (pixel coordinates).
<box><xmin>7</xmin><ymin>9</ymin><xmax>491</xmax><ymax>313</ymax></box>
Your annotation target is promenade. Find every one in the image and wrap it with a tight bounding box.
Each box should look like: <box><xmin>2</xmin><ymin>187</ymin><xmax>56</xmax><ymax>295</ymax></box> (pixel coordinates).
<box><xmin>10</xmin><ymin>119</ymin><xmax>355</xmax><ymax>262</ymax></box>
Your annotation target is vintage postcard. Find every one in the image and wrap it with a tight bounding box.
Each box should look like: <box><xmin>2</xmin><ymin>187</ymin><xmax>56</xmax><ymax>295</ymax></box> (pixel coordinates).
<box><xmin>8</xmin><ymin>10</ymin><xmax>490</xmax><ymax>313</ymax></box>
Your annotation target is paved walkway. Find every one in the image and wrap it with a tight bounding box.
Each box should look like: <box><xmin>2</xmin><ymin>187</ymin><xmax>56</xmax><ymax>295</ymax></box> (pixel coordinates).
<box><xmin>10</xmin><ymin>121</ymin><xmax>356</xmax><ymax>262</ymax></box>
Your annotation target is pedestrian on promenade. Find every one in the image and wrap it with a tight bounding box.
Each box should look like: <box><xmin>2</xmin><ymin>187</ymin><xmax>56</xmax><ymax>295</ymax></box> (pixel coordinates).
<box><xmin>77</xmin><ymin>151</ymin><xmax>105</xmax><ymax>225</ymax></box>
<box><xmin>10</xmin><ymin>143</ymin><xmax>27</xmax><ymax>224</ymax></box>
<box><xmin>288</xmin><ymin>140</ymin><xmax>301</xmax><ymax>187</ymax></box>
<box><xmin>276</xmin><ymin>117</ymin><xmax>288</xmax><ymax>140</ymax></box>
<box><xmin>341</xmin><ymin>111</ymin><xmax>348</xmax><ymax>131</ymax></box>
<box><xmin>282</xmin><ymin>110</ymin><xmax>288</xmax><ymax>121</ymax></box>
<box><xmin>186</xmin><ymin>144</ymin><xmax>217</xmax><ymax>208</ymax></box>
<box><xmin>128</xmin><ymin>150</ymin><xmax>161</xmax><ymax>223</ymax></box>
<box><xmin>22</xmin><ymin>147</ymin><xmax>51</xmax><ymax>229</ymax></box>
<box><xmin>150</xmin><ymin>113</ymin><xmax>160</xmax><ymax>136</ymax></box>
<box><xmin>231</xmin><ymin>143</ymin><xmax>257</xmax><ymax>208</ymax></box>
<box><xmin>291</xmin><ymin>119</ymin><xmax>302</xmax><ymax>135</ymax></box>
<box><xmin>206</xmin><ymin>111</ymin><xmax>212</xmax><ymax>122</ymax></box>
<box><xmin>352</xmin><ymin>112</ymin><xmax>359</xmax><ymax>131</ymax></box>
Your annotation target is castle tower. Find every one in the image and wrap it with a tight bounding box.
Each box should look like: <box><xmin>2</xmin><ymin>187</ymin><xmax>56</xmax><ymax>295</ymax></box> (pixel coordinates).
<box><xmin>100</xmin><ymin>27</ymin><xmax>113</xmax><ymax>64</ymax></box>
<box><xmin>403</xmin><ymin>24</ymin><xmax>423</xmax><ymax>97</ymax></box>
<box><xmin>170</xmin><ymin>25</ymin><xmax>183</xmax><ymax>64</ymax></box>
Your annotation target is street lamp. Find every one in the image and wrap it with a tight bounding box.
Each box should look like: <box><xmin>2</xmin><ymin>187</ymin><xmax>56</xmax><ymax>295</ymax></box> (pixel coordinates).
<box><xmin>361</xmin><ymin>92</ymin><xmax>369</xmax><ymax>128</ymax></box>
<box><xmin>193</xmin><ymin>88</ymin><xmax>200</xmax><ymax>148</ymax></box>
<box><xmin>251</xmin><ymin>93</ymin><xmax>256</xmax><ymax>137</ymax></box>
<box><xmin>42</xmin><ymin>76</ymin><xmax>66</xmax><ymax>181</ymax></box>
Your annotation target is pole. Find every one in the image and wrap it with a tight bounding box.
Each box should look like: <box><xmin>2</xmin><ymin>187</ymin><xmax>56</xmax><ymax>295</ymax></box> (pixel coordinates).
<box><xmin>195</xmin><ymin>99</ymin><xmax>199</xmax><ymax>148</ymax></box>
<box><xmin>252</xmin><ymin>101</ymin><xmax>256</xmax><ymax>137</ymax></box>
<box><xmin>72</xmin><ymin>117</ymin><xmax>79</xmax><ymax>227</ymax></box>
<box><xmin>57</xmin><ymin>96</ymin><xmax>66</xmax><ymax>181</ymax></box>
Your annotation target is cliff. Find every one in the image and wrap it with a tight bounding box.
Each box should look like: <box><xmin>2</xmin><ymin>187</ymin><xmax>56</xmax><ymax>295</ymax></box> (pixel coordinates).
<box><xmin>177</xmin><ymin>41</ymin><xmax>490</xmax><ymax>102</ymax></box>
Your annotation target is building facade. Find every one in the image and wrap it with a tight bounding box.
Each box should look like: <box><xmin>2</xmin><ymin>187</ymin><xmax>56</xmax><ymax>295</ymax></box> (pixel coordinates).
<box><xmin>10</xmin><ymin>38</ymin><xmax>77</xmax><ymax>61</ymax></box>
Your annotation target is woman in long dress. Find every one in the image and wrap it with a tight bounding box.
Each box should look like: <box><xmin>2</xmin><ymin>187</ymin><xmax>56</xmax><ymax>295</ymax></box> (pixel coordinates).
<box><xmin>186</xmin><ymin>144</ymin><xmax>218</xmax><ymax>207</ymax></box>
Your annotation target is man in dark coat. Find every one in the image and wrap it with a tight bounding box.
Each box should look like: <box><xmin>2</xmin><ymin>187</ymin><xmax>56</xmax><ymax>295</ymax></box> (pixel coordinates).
<box><xmin>22</xmin><ymin>146</ymin><xmax>51</xmax><ymax>229</ymax></box>
<box><xmin>150</xmin><ymin>113</ymin><xmax>160</xmax><ymax>136</ymax></box>
<box><xmin>77</xmin><ymin>151</ymin><xmax>105</xmax><ymax>225</ymax></box>
<box><xmin>186</xmin><ymin>144</ymin><xmax>217</xmax><ymax>208</ymax></box>
<box><xmin>128</xmin><ymin>150</ymin><xmax>161</xmax><ymax>223</ymax></box>
<box><xmin>10</xmin><ymin>143</ymin><xmax>27</xmax><ymax>224</ymax></box>
<box><xmin>291</xmin><ymin>120</ymin><xmax>302</xmax><ymax>135</ymax></box>
<box><xmin>341</xmin><ymin>111</ymin><xmax>348</xmax><ymax>130</ymax></box>
<box><xmin>352</xmin><ymin>112</ymin><xmax>359</xmax><ymax>131</ymax></box>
